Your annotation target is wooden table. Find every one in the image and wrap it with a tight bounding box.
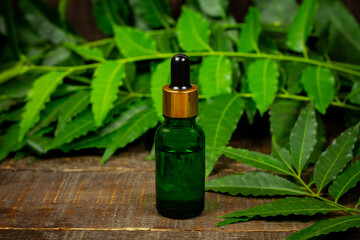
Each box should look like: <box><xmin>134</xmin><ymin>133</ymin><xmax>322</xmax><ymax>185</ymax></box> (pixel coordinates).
<box><xmin>1</xmin><ymin>144</ymin><xmax>359</xmax><ymax>239</ymax></box>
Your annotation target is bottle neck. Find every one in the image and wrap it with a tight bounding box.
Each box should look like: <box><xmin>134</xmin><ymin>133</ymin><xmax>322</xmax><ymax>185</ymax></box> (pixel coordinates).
<box><xmin>163</xmin><ymin>116</ymin><xmax>197</xmax><ymax>127</ymax></box>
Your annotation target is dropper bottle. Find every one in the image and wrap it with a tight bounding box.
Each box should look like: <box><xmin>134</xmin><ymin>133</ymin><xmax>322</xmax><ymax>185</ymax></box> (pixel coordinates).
<box><xmin>155</xmin><ymin>53</ymin><xmax>205</xmax><ymax>219</ymax></box>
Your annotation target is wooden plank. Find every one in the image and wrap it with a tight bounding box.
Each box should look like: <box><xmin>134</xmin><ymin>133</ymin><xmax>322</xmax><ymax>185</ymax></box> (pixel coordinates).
<box><xmin>0</xmin><ymin>146</ymin><xmax>359</xmax><ymax>239</ymax></box>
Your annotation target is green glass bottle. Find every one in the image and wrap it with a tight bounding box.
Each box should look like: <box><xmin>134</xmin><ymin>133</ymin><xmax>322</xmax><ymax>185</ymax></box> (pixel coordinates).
<box><xmin>155</xmin><ymin>54</ymin><xmax>205</xmax><ymax>219</ymax></box>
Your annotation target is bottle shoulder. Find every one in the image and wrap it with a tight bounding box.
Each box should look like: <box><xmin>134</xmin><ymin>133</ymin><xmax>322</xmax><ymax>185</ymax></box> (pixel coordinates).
<box><xmin>155</xmin><ymin>121</ymin><xmax>205</xmax><ymax>137</ymax></box>
<box><xmin>155</xmin><ymin>120</ymin><xmax>205</xmax><ymax>152</ymax></box>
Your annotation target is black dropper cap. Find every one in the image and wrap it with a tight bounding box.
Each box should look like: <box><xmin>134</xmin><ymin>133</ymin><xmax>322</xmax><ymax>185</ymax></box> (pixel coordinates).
<box><xmin>169</xmin><ymin>53</ymin><xmax>192</xmax><ymax>90</ymax></box>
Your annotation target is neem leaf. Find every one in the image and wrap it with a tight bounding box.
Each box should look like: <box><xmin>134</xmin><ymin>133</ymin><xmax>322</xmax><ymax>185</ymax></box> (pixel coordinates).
<box><xmin>237</xmin><ymin>7</ymin><xmax>261</xmax><ymax>53</ymax></box>
<box><xmin>46</xmin><ymin>109</ymin><xmax>97</xmax><ymax>151</ymax></box>
<box><xmin>198</xmin><ymin>56</ymin><xmax>232</xmax><ymax>98</ymax></box>
<box><xmin>0</xmin><ymin>63</ymin><xmax>30</xmax><ymax>84</ymax></box>
<box><xmin>199</xmin><ymin>94</ymin><xmax>244</xmax><ymax>177</ymax></box>
<box><xmin>206</xmin><ymin>172</ymin><xmax>306</xmax><ymax>196</ymax></box>
<box><xmin>91</xmin><ymin>0</ymin><xmax>128</xmax><ymax>35</ymax></box>
<box><xmin>221</xmin><ymin>146</ymin><xmax>292</xmax><ymax>175</ymax></box>
<box><xmin>286</xmin><ymin>0</ymin><xmax>318</xmax><ymax>52</ymax></box>
<box><xmin>314</xmin><ymin>124</ymin><xmax>359</xmax><ymax>192</ymax></box>
<box><xmin>217</xmin><ymin>217</ymin><xmax>250</xmax><ymax>227</ymax></box>
<box><xmin>114</xmin><ymin>25</ymin><xmax>158</xmax><ymax>57</ymax></box>
<box><xmin>101</xmin><ymin>107</ymin><xmax>159</xmax><ymax>164</ymax></box>
<box><xmin>287</xmin><ymin>215</ymin><xmax>360</xmax><ymax>240</ymax></box>
<box><xmin>321</xmin><ymin>0</ymin><xmax>360</xmax><ymax>55</ymax></box>
<box><xmin>348</xmin><ymin>82</ymin><xmax>360</xmax><ymax>105</ymax></box>
<box><xmin>210</xmin><ymin>24</ymin><xmax>234</xmax><ymax>52</ymax></box>
<box><xmin>290</xmin><ymin>103</ymin><xmax>318</xmax><ymax>174</ymax></box>
<box><xmin>60</xmin><ymin>95</ymin><xmax>136</xmax><ymax>151</ymax></box>
<box><xmin>248</xmin><ymin>59</ymin><xmax>279</xmax><ymax>115</ymax></box>
<box><xmin>300</xmin><ymin>67</ymin><xmax>335</xmax><ymax>114</ymax></box>
<box><xmin>329</xmin><ymin>160</ymin><xmax>360</xmax><ymax>202</ymax></box>
<box><xmin>269</xmin><ymin>99</ymin><xmax>301</xmax><ymax>146</ymax></box>
<box><xmin>56</xmin><ymin>90</ymin><xmax>90</xmax><ymax>136</ymax></box>
<box><xmin>271</xmin><ymin>136</ymin><xmax>293</xmax><ymax>172</ymax></box>
<box><xmin>19</xmin><ymin>71</ymin><xmax>68</xmax><ymax>141</ymax></box>
<box><xmin>176</xmin><ymin>6</ymin><xmax>212</xmax><ymax>51</ymax></box>
<box><xmin>220</xmin><ymin>197</ymin><xmax>339</xmax><ymax>219</ymax></box>
<box><xmin>64</xmin><ymin>42</ymin><xmax>105</xmax><ymax>62</ymax></box>
<box><xmin>254</xmin><ymin>0</ymin><xmax>298</xmax><ymax>27</ymax></box>
<box><xmin>18</xmin><ymin>0</ymin><xmax>73</xmax><ymax>44</ymax></box>
<box><xmin>198</xmin><ymin>0</ymin><xmax>227</xmax><ymax>18</ymax></box>
<box><xmin>91</xmin><ymin>61</ymin><xmax>125</xmax><ymax>127</ymax></box>
<box><xmin>130</xmin><ymin>0</ymin><xmax>171</xmax><ymax>28</ymax></box>
<box><xmin>0</xmin><ymin>124</ymin><xmax>26</xmax><ymax>161</ymax></box>
<box><xmin>308</xmin><ymin>114</ymin><xmax>326</xmax><ymax>164</ymax></box>
<box><xmin>29</xmin><ymin>95</ymin><xmax>70</xmax><ymax>135</ymax></box>
<box><xmin>150</xmin><ymin>59</ymin><xmax>171</xmax><ymax>117</ymax></box>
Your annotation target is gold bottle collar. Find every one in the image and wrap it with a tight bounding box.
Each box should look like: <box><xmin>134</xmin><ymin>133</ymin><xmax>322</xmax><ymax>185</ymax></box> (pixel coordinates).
<box><xmin>162</xmin><ymin>84</ymin><xmax>198</xmax><ymax>118</ymax></box>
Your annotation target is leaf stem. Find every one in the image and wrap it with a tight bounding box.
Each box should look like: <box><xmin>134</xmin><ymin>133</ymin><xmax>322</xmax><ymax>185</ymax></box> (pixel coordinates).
<box><xmin>290</xmin><ymin>171</ymin><xmax>360</xmax><ymax>215</ymax></box>
<box><xmin>31</xmin><ymin>51</ymin><xmax>360</xmax><ymax>77</ymax></box>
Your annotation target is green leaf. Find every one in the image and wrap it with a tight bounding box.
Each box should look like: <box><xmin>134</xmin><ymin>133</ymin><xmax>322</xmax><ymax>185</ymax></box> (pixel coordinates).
<box><xmin>150</xmin><ymin>59</ymin><xmax>171</xmax><ymax>117</ymax></box>
<box><xmin>18</xmin><ymin>0</ymin><xmax>69</xmax><ymax>44</ymax></box>
<box><xmin>0</xmin><ymin>108</ymin><xmax>22</xmax><ymax>124</ymax></box>
<box><xmin>41</xmin><ymin>46</ymin><xmax>81</xmax><ymax>66</ymax></box>
<box><xmin>220</xmin><ymin>197</ymin><xmax>339</xmax><ymax>219</ymax></box>
<box><xmin>269</xmin><ymin>99</ymin><xmax>301</xmax><ymax>146</ymax></box>
<box><xmin>308</xmin><ymin>114</ymin><xmax>326</xmax><ymax>164</ymax></box>
<box><xmin>19</xmin><ymin>71</ymin><xmax>68</xmax><ymax>141</ymax></box>
<box><xmin>64</xmin><ymin>43</ymin><xmax>105</xmax><ymax>62</ymax></box>
<box><xmin>0</xmin><ymin>124</ymin><xmax>26</xmax><ymax>161</ymax></box>
<box><xmin>237</xmin><ymin>7</ymin><xmax>261</xmax><ymax>53</ymax></box>
<box><xmin>271</xmin><ymin>136</ymin><xmax>292</xmax><ymax>171</ymax></box>
<box><xmin>198</xmin><ymin>56</ymin><xmax>232</xmax><ymax>98</ymax></box>
<box><xmin>177</xmin><ymin>7</ymin><xmax>212</xmax><ymax>51</ymax></box>
<box><xmin>91</xmin><ymin>61</ymin><xmax>125</xmax><ymax>127</ymax></box>
<box><xmin>217</xmin><ymin>217</ymin><xmax>250</xmax><ymax>227</ymax></box>
<box><xmin>56</xmin><ymin>91</ymin><xmax>90</xmax><ymax>136</ymax></box>
<box><xmin>348</xmin><ymin>82</ymin><xmax>360</xmax><ymax>105</ymax></box>
<box><xmin>3</xmin><ymin>0</ymin><xmax>21</xmax><ymax>59</ymax></box>
<box><xmin>206</xmin><ymin>172</ymin><xmax>306</xmax><ymax>196</ymax></box>
<box><xmin>287</xmin><ymin>215</ymin><xmax>360</xmax><ymax>240</ymax></box>
<box><xmin>254</xmin><ymin>0</ymin><xmax>298</xmax><ymax>27</ymax></box>
<box><xmin>210</xmin><ymin>24</ymin><xmax>233</xmax><ymax>52</ymax></box>
<box><xmin>46</xmin><ymin>110</ymin><xmax>97</xmax><ymax>150</ymax></box>
<box><xmin>282</xmin><ymin>62</ymin><xmax>306</xmax><ymax>94</ymax></box>
<box><xmin>286</xmin><ymin>0</ymin><xmax>318</xmax><ymax>52</ymax></box>
<box><xmin>248</xmin><ymin>59</ymin><xmax>279</xmax><ymax>115</ymax></box>
<box><xmin>290</xmin><ymin>103</ymin><xmax>318</xmax><ymax>174</ymax></box>
<box><xmin>199</xmin><ymin>94</ymin><xmax>244</xmax><ymax>177</ymax></box>
<box><xmin>300</xmin><ymin>67</ymin><xmax>335</xmax><ymax>114</ymax></box>
<box><xmin>130</xmin><ymin>0</ymin><xmax>172</xmax><ymax>28</ymax></box>
<box><xmin>101</xmin><ymin>107</ymin><xmax>159</xmax><ymax>163</ymax></box>
<box><xmin>321</xmin><ymin>0</ymin><xmax>360</xmax><ymax>56</ymax></box>
<box><xmin>114</xmin><ymin>25</ymin><xmax>158</xmax><ymax>57</ymax></box>
<box><xmin>314</xmin><ymin>124</ymin><xmax>359</xmax><ymax>192</ymax></box>
<box><xmin>91</xmin><ymin>0</ymin><xmax>129</xmax><ymax>35</ymax></box>
<box><xmin>0</xmin><ymin>63</ymin><xmax>30</xmax><ymax>84</ymax></box>
<box><xmin>0</xmin><ymin>99</ymin><xmax>16</xmax><ymax>113</ymax></box>
<box><xmin>222</xmin><ymin>146</ymin><xmax>292</xmax><ymax>175</ymax></box>
<box><xmin>60</xmin><ymin>95</ymin><xmax>136</xmax><ymax>151</ymax></box>
<box><xmin>0</xmin><ymin>76</ymin><xmax>34</xmax><ymax>98</ymax></box>
<box><xmin>198</xmin><ymin>0</ymin><xmax>227</xmax><ymax>18</ymax></box>
<box><xmin>28</xmin><ymin>95</ymin><xmax>70</xmax><ymax>135</ymax></box>
<box><xmin>329</xmin><ymin>160</ymin><xmax>360</xmax><ymax>202</ymax></box>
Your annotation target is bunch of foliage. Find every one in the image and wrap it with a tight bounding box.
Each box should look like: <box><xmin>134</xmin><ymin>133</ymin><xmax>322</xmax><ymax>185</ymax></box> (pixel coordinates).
<box><xmin>0</xmin><ymin>0</ymin><xmax>360</xmax><ymax>238</ymax></box>
<box><xmin>207</xmin><ymin>103</ymin><xmax>360</xmax><ymax>239</ymax></box>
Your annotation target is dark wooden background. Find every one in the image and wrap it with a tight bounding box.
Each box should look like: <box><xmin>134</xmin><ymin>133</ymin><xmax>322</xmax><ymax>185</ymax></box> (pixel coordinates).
<box><xmin>42</xmin><ymin>0</ymin><xmax>360</xmax><ymax>41</ymax></box>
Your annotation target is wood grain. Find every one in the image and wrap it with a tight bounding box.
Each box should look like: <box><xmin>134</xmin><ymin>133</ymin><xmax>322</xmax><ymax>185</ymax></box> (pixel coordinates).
<box><xmin>0</xmin><ymin>147</ymin><xmax>359</xmax><ymax>239</ymax></box>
